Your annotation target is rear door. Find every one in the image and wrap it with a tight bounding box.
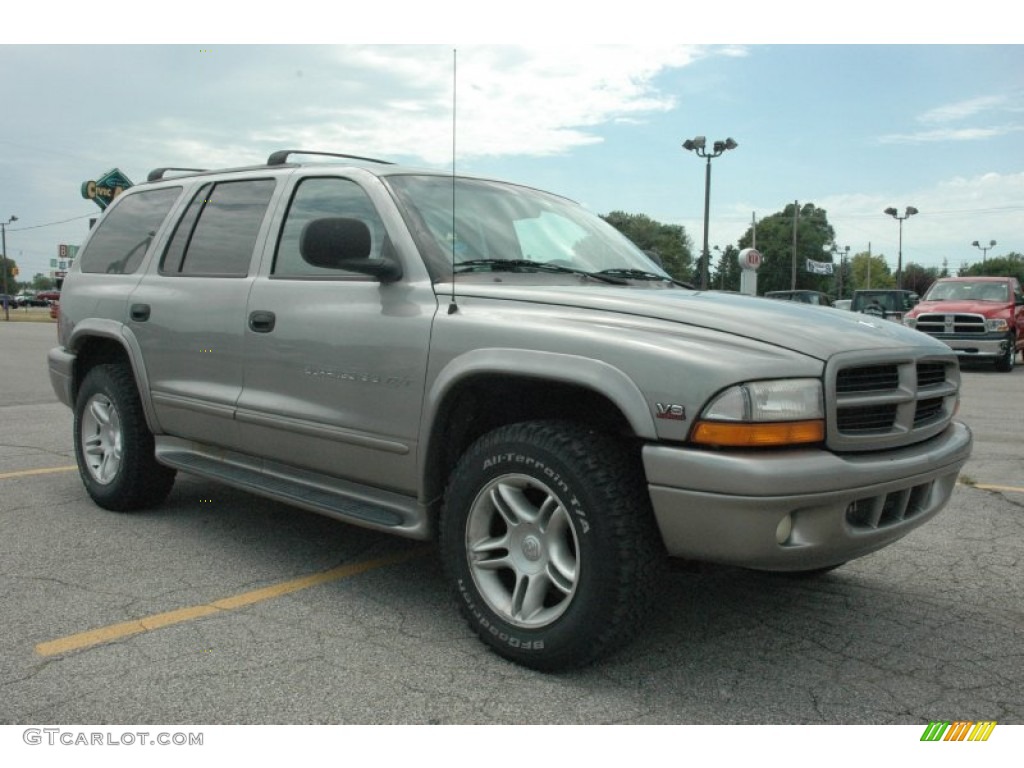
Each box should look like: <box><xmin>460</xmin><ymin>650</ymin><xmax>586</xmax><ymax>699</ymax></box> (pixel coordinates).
<box><xmin>128</xmin><ymin>176</ymin><xmax>280</xmax><ymax>449</ymax></box>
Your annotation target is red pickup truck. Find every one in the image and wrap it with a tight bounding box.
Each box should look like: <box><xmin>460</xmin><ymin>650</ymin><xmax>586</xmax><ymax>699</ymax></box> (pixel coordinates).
<box><xmin>903</xmin><ymin>276</ymin><xmax>1024</xmax><ymax>372</ymax></box>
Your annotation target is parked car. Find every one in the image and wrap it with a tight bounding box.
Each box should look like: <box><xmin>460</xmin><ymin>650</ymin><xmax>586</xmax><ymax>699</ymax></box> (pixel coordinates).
<box><xmin>850</xmin><ymin>289</ymin><xmax>918</xmax><ymax>322</ymax></box>
<box><xmin>765</xmin><ymin>290</ymin><xmax>832</xmax><ymax>306</ymax></box>
<box><xmin>15</xmin><ymin>293</ymin><xmax>44</xmax><ymax>307</ymax></box>
<box><xmin>48</xmin><ymin>149</ymin><xmax>972</xmax><ymax>670</ymax></box>
<box><xmin>903</xmin><ymin>276</ymin><xmax>1024</xmax><ymax>372</ymax></box>
<box><xmin>36</xmin><ymin>290</ymin><xmax>61</xmax><ymax>304</ymax></box>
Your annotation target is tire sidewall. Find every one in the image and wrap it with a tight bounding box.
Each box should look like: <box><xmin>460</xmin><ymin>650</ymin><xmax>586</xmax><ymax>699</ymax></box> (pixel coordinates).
<box><xmin>996</xmin><ymin>334</ymin><xmax>1016</xmax><ymax>372</ymax></box>
<box><xmin>441</xmin><ymin>424</ymin><xmax>627</xmax><ymax>669</ymax></box>
<box><xmin>73</xmin><ymin>363</ymin><xmax>172</xmax><ymax>511</ymax></box>
<box><xmin>74</xmin><ymin>366</ymin><xmax>130</xmax><ymax>506</ymax></box>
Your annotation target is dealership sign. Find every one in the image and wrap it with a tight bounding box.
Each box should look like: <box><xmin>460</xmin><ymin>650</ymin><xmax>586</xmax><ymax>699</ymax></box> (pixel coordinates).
<box><xmin>81</xmin><ymin>168</ymin><xmax>134</xmax><ymax>210</ymax></box>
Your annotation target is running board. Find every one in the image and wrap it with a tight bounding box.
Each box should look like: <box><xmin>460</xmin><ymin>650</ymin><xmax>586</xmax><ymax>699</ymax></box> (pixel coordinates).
<box><xmin>154</xmin><ymin>438</ymin><xmax>429</xmax><ymax>539</ymax></box>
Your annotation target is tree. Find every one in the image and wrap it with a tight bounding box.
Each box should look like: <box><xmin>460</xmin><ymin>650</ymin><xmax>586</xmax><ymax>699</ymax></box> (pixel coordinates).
<box><xmin>601</xmin><ymin>211</ymin><xmax>695</xmax><ymax>282</ymax></box>
<box><xmin>31</xmin><ymin>273</ymin><xmax>56</xmax><ymax>291</ymax></box>
<box><xmin>958</xmin><ymin>252</ymin><xmax>1024</xmax><ymax>283</ymax></box>
<box><xmin>736</xmin><ymin>202</ymin><xmax>836</xmax><ymax>295</ymax></box>
<box><xmin>1</xmin><ymin>256</ymin><xmax>17</xmax><ymax>295</ymax></box>
<box><xmin>710</xmin><ymin>245</ymin><xmax>741</xmax><ymax>291</ymax></box>
<box><xmin>900</xmin><ymin>262</ymin><xmax>940</xmax><ymax>296</ymax></box>
<box><xmin>848</xmin><ymin>251</ymin><xmax>894</xmax><ymax>290</ymax></box>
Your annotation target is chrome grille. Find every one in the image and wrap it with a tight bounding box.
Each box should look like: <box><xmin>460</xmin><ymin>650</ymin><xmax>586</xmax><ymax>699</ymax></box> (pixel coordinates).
<box><xmin>826</xmin><ymin>351</ymin><xmax>960</xmax><ymax>452</ymax></box>
<box><xmin>914</xmin><ymin>313</ymin><xmax>986</xmax><ymax>336</ymax></box>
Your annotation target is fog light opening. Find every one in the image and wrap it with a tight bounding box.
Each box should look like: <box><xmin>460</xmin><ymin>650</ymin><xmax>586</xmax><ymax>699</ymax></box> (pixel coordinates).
<box><xmin>776</xmin><ymin>514</ymin><xmax>793</xmax><ymax>545</ymax></box>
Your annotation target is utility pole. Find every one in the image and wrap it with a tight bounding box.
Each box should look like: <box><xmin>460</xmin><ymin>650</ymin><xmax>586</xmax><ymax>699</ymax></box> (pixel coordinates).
<box><xmin>790</xmin><ymin>201</ymin><xmax>799</xmax><ymax>290</ymax></box>
<box><xmin>1</xmin><ymin>215</ymin><xmax>17</xmax><ymax>322</ymax></box>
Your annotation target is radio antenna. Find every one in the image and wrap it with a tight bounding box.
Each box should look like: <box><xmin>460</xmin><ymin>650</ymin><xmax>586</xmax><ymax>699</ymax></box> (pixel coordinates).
<box><xmin>448</xmin><ymin>47</ymin><xmax>459</xmax><ymax>315</ymax></box>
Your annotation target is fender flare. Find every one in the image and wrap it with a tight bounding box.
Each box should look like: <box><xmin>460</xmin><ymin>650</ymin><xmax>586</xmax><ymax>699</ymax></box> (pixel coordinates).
<box><xmin>66</xmin><ymin>319</ymin><xmax>162</xmax><ymax>434</ymax></box>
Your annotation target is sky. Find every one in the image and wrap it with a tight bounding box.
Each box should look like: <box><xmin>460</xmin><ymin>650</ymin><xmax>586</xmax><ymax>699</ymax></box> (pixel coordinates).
<box><xmin>2</xmin><ymin>7</ymin><xmax>1022</xmax><ymax>284</ymax></box>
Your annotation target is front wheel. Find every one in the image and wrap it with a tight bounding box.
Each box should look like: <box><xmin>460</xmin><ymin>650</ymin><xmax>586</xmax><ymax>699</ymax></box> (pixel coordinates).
<box><xmin>440</xmin><ymin>421</ymin><xmax>663</xmax><ymax>671</ymax></box>
<box><xmin>995</xmin><ymin>334</ymin><xmax>1016</xmax><ymax>373</ymax></box>
<box><xmin>74</xmin><ymin>363</ymin><xmax>176</xmax><ymax>511</ymax></box>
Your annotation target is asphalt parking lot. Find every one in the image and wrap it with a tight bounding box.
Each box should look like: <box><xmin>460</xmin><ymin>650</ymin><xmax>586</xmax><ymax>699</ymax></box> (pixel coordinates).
<box><xmin>1</xmin><ymin>321</ymin><xmax>1022</xmax><ymax>725</ymax></box>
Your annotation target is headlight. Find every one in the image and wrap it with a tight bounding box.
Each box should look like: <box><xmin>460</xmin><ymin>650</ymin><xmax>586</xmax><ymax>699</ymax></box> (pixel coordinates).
<box><xmin>903</xmin><ymin>317</ymin><xmax>918</xmax><ymax>328</ymax></box>
<box><xmin>691</xmin><ymin>379</ymin><xmax>825</xmax><ymax>447</ymax></box>
<box><xmin>986</xmin><ymin>318</ymin><xmax>1009</xmax><ymax>333</ymax></box>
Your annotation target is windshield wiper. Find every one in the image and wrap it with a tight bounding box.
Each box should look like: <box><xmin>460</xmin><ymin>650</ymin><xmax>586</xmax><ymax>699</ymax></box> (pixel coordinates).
<box><xmin>596</xmin><ymin>269</ymin><xmax>694</xmax><ymax>289</ymax></box>
<box><xmin>454</xmin><ymin>259</ymin><xmax>628</xmax><ymax>285</ymax></box>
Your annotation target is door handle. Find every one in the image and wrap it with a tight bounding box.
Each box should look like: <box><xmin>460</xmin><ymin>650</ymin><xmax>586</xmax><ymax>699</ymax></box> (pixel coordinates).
<box><xmin>130</xmin><ymin>303</ymin><xmax>151</xmax><ymax>322</ymax></box>
<box><xmin>248</xmin><ymin>310</ymin><xmax>276</xmax><ymax>333</ymax></box>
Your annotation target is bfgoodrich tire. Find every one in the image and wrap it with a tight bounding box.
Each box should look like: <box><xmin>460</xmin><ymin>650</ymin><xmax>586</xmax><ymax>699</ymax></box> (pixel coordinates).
<box><xmin>74</xmin><ymin>363</ymin><xmax>176</xmax><ymax>511</ymax></box>
<box><xmin>440</xmin><ymin>421</ymin><xmax>664</xmax><ymax>671</ymax></box>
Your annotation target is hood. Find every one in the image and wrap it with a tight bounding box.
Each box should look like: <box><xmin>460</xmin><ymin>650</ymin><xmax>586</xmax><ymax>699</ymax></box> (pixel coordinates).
<box><xmin>910</xmin><ymin>299</ymin><xmax>1007</xmax><ymax>315</ymax></box>
<box><xmin>445</xmin><ymin>282</ymin><xmax>946</xmax><ymax>361</ymax></box>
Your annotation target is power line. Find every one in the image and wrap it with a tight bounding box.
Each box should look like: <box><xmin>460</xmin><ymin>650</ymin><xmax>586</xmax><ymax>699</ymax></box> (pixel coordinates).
<box><xmin>7</xmin><ymin>214</ymin><xmax>96</xmax><ymax>232</ymax></box>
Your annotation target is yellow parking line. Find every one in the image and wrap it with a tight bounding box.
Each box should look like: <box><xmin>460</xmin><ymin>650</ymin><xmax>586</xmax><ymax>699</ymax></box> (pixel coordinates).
<box><xmin>36</xmin><ymin>547</ymin><xmax>430</xmax><ymax>657</ymax></box>
<box><xmin>0</xmin><ymin>465</ymin><xmax>77</xmax><ymax>481</ymax></box>
<box><xmin>970</xmin><ymin>483</ymin><xmax>1024</xmax><ymax>494</ymax></box>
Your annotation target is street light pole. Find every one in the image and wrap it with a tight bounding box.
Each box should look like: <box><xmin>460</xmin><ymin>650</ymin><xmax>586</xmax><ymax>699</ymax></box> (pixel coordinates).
<box><xmin>884</xmin><ymin>206</ymin><xmax>917</xmax><ymax>290</ymax></box>
<box><xmin>682</xmin><ymin>136</ymin><xmax>737</xmax><ymax>289</ymax></box>
<box><xmin>972</xmin><ymin>239</ymin><xmax>996</xmax><ymax>272</ymax></box>
<box><xmin>1</xmin><ymin>215</ymin><xmax>17</xmax><ymax>322</ymax></box>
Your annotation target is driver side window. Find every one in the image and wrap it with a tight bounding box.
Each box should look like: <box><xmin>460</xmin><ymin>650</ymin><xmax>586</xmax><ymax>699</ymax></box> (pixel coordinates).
<box><xmin>273</xmin><ymin>177</ymin><xmax>385</xmax><ymax>278</ymax></box>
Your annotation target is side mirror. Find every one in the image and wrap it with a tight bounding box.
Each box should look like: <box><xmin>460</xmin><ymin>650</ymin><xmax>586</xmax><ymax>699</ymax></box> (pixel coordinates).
<box><xmin>300</xmin><ymin>217</ymin><xmax>402</xmax><ymax>282</ymax></box>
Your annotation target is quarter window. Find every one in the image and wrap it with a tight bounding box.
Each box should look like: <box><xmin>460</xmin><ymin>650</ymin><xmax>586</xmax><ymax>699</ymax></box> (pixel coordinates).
<box><xmin>79</xmin><ymin>187</ymin><xmax>182</xmax><ymax>274</ymax></box>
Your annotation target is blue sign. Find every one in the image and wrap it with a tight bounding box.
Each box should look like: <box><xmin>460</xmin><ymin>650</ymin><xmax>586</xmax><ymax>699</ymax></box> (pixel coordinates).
<box><xmin>81</xmin><ymin>168</ymin><xmax>134</xmax><ymax>210</ymax></box>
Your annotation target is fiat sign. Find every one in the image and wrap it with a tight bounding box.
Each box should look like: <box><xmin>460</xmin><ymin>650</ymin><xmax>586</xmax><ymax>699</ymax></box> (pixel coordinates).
<box><xmin>738</xmin><ymin>248</ymin><xmax>762</xmax><ymax>270</ymax></box>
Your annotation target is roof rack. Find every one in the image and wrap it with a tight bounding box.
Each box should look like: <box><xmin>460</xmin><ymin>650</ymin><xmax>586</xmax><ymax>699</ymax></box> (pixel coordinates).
<box><xmin>147</xmin><ymin>167</ymin><xmax>208</xmax><ymax>182</ymax></box>
<box><xmin>266</xmin><ymin>150</ymin><xmax>394</xmax><ymax>167</ymax></box>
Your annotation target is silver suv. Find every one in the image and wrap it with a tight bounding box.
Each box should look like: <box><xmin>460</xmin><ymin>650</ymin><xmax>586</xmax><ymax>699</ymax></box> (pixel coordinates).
<box><xmin>49</xmin><ymin>150</ymin><xmax>972</xmax><ymax>670</ymax></box>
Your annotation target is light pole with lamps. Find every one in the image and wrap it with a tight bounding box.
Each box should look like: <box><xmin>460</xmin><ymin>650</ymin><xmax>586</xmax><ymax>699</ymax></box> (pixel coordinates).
<box><xmin>884</xmin><ymin>206</ymin><xmax>917</xmax><ymax>289</ymax></box>
<box><xmin>682</xmin><ymin>136</ymin><xmax>738</xmax><ymax>289</ymax></box>
<box><xmin>1</xmin><ymin>215</ymin><xmax>17</xmax><ymax>322</ymax></box>
<box><xmin>972</xmin><ymin>239</ymin><xmax>996</xmax><ymax>272</ymax></box>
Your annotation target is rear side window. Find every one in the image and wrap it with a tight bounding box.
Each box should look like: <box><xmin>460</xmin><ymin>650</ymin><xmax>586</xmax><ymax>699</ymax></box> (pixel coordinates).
<box><xmin>161</xmin><ymin>179</ymin><xmax>275</xmax><ymax>277</ymax></box>
<box><xmin>79</xmin><ymin>187</ymin><xmax>182</xmax><ymax>274</ymax></box>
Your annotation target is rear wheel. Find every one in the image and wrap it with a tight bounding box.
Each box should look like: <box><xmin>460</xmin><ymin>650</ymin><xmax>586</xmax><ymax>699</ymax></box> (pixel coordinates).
<box><xmin>74</xmin><ymin>363</ymin><xmax>176</xmax><ymax>511</ymax></box>
<box><xmin>440</xmin><ymin>421</ymin><xmax>663</xmax><ymax>671</ymax></box>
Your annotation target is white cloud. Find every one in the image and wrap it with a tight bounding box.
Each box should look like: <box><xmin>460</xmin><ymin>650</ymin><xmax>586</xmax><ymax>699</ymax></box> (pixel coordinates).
<box><xmin>250</xmin><ymin>46</ymin><xmax>710</xmax><ymax>164</ymax></box>
<box><xmin>877</xmin><ymin>125</ymin><xmax>1024</xmax><ymax>144</ymax></box>
<box><xmin>918</xmin><ymin>95</ymin><xmax>1008</xmax><ymax>124</ymax></box>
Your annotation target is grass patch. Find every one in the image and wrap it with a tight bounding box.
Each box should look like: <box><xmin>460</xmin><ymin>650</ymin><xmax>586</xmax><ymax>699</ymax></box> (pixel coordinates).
<box><xmin>1</xmin><ymin>310</ymin><xmax>56</xmax><ymax>323</ymax></box>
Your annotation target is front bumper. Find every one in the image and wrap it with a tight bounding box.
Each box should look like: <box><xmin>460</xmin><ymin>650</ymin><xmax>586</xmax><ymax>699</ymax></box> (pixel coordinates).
<box><xmin>643</xmin><ymin>421</ymin><xmax>972</xmax><ymax>571</ymax></box>
<box><xmin>920</xmin><ymin>333</ymin><xmax>1007</xmax><ymax>361</ymax></box>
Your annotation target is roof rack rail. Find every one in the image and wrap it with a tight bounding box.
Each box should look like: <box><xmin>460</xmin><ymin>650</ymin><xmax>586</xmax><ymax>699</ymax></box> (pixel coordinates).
<box><xmin>266</xmin><ymin>150</ymin><xmax>394</xmax><ymax>167</ymax></box>
<box><xmin>147</xmin><ymin>167</ymin><xmax>208</xmax><ymax>182</ymax></box>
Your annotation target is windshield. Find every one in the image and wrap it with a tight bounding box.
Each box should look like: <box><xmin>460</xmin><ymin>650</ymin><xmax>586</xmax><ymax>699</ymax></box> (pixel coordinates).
<box><xmin>924</xmin><ymin>280</ymin><xmax>1008</xmax><ymax>302</ymax></box>
<box><xmin>385</xmin><ymin>174</ymin><xmax>672</xmax><ymax>282</ymax></box>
